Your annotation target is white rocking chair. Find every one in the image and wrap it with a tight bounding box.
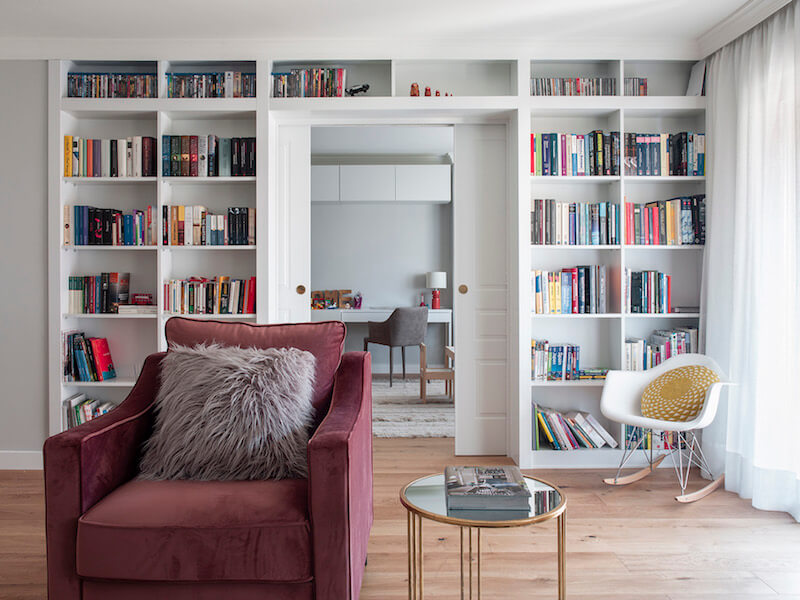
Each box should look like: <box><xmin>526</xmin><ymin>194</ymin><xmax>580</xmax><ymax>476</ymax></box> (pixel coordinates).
<box><xmin>600</xmin><ymin>353</ymin><xmax>732</xmax><ymax>503</ymax></box>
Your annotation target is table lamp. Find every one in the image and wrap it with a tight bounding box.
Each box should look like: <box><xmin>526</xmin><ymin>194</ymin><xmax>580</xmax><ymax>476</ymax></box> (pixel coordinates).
<box><xmin>426</xmin><ymin>271</ymin><xmax>447</xmax><ymax>310</ymax></box>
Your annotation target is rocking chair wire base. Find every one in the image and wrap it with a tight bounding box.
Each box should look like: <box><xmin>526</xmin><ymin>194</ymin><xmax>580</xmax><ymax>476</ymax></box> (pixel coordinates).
<box><xmin>604</xmin><ymin>428</ymin><xmax>724</xmax><ymax>503</ymax></box>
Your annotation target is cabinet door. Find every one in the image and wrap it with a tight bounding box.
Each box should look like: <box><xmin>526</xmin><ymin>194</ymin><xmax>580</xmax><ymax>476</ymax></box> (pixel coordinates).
<box><xmin>395</xmin><ymin>164</ymin><xmax>451</xmax><ymax>202</ymax></box>
<box><xmin>339</xmin><ymin>165</ymin><xmax>395</xmax><ymax>202</ymax></box>
<box><xmin>310</xmin><ymin>165</ymin><xmax>340</xmax><ymax>203</ymax></box>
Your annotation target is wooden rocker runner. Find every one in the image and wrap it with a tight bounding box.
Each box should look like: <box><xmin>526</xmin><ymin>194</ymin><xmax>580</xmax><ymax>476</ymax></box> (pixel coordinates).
<box><xmin>599</xmin><ymin>354</ymin><xmax>733</xmax><ymax>503</ymax></box>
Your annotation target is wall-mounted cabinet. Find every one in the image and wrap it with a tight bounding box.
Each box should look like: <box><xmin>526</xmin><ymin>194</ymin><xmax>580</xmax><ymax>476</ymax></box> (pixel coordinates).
<box><xmin>312</xmin><ymin>163</ymin><xmax>451</xmax><ymax>203</ymax></box>
<box><xmin>310</xmin><ymin>165</ymin><xmax>340</xmax><ymax>202</ymax></box>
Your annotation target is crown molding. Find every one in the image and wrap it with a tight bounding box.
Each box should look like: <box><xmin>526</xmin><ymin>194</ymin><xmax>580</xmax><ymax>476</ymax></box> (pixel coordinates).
<box><xmin>697</xmin><ymin>0</ymin><xmax>792</xmax><ymax>57</ymax></box>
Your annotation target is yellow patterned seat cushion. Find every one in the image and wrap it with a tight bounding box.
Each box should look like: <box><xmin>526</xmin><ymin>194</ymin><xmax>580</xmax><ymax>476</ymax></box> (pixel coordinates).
<box><xmin>641</xmin><ymin>365</ymin><xmax>720</xmax><ymax>422</ymax></box>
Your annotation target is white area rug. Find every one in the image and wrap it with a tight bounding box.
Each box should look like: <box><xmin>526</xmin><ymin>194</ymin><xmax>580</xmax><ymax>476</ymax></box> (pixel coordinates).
<box><xmin>371</xmin><ymin>377</ymin><xmax>454</xmax><ymax>438</ymax></box>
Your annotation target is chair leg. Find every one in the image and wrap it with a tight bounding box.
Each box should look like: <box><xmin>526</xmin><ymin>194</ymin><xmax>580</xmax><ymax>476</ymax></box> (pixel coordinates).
<box><xmin>420</xmin><ymin>375</ymin><xmax>426</xmax><ymax>403</ymax></box>
<box><xmin>389</xmin><ymin>347</ymin><xmax>393</xmax><ymax>387</ymax></box>
<box><xmin>401</xmin><ymin>346</ymin><xmax>406</xmax><ymax>380</ymax></box>
<box><xmin>364</xmin><ymin>339</ymin><xmax>368</xmax><ymax>352</ymax></box>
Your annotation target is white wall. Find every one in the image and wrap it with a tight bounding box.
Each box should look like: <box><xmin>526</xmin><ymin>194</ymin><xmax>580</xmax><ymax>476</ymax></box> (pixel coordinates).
<box><xmin>0</xmin><ymin>60</ymin><xmax>48</xmax><ymax>467</ymax></box>
<box><xmin>311</xmin><ymin>201</ymin><xmax>452</xmax><ymax>371</ymax></box>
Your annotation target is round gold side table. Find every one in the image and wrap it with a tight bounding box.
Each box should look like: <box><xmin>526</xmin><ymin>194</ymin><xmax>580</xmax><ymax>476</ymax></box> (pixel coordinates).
<box><xmin>400</xmin><ymin>473</ymin><xmax>567</xmax><ymax>600</ymax></box>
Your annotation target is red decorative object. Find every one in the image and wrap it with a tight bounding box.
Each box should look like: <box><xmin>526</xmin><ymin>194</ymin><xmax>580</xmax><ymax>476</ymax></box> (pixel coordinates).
<box><xmin>431</xmin><ymin>289</ymin><xmax>441</xmax><ymax>309</ymax></box>
<box><xmin>435</xmin><ymin>90</ymin><xmax>440</xmax><ymax>96</ymax></box>
<box><xmin>419</xmin><ymin>293</ymin><xmax>426</xmax><ymax>307</ymax></box>
<box><xmin>410</xmin><ymin>83</ymin><xmax>419</xmax><ymax>96</ymax></box>
<box><xmin>424</xmin><ymin>86</ymin><xmax>431</xmax><ymax>96</ymax></box>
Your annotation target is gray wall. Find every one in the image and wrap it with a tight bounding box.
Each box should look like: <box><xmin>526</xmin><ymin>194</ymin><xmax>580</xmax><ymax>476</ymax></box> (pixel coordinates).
<box><xmin>311</xmin><ymin>201</ymin><xmax>452</xmax><ymax>371</ymax></box>
<box><xmin>0</xmin><ymin>60</ymin><xmax>48</xmax><ymax>455</ymax></box>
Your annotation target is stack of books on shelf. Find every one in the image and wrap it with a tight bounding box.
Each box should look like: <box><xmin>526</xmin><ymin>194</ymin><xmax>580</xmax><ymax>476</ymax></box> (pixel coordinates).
<box><xmin>67</xmin><ymin>72</ymin><xmax>157</xmax><ymax>98</ymax></box>
<box><xmin>623</xmin><ymin>132</ymin><xmax>705</xmax><ymax>176</ymax></box>
<box><xmin>163</xmin><ymin>206</ymin><xmax>254</xmax><ymax>246</ymax></box>
<box><xmin>64</xmin><ymin>206</ymin><xmax>157</xmax><ymax>246</ymax></box>
<box><xmin>165</xmin><ymin>72</ymin><xmax>256</xmax><ymax>98</ymax></box>
<box><xmin>530</xmin><ymin>77</ymin><xmax>617</xmax><ymax>96</ymax></box>
<box><xmin>162</xmin><ymin>135</ymin><xmax>255</xmax><ymax>177</ymax></box>
<box><xmin>531</xmin><ymin>340</ymin><xmax>608</xmax><ymax>381</ymax></box>
<box><xmin>68</xmin><ymin>272</ymin><xmax>130</xmax><ymax>314</ymax></box>
<box><xmin>531</xmin><ymin>266</ymin><xmax>609</xmax><ymax>314</ymax></box>
<box><xmin>532</xmin><ymin>199</ymin><xmax>620</xmax><ymax>245</ymax></box>
<box><xmin>625</xmin><ymin>269</ymin><xmax>674</xmax><ymax>314</ymax></box>
<box><xmin>164</xmin><ymin>276</ymin><xmax>256</xmax><ymax>315</ymax></box>
<box><xmin>62</xmin><ymin>332</ymin><xmax>117</xmax><ymax>382</ymax></box>
<box><xmin>624</xmin><ymin>77</ymin><xmax>648</xmax><ymax>96</ymax></box>
<box><xmin>272</xmin><ymin>67</ymin><xmax>346</xmax><ymax>98</ymax></box>
<box><xmin>625</xmin><ymin>326</ymin><xmax>698</xmax><ymax>370</ymax></box>
<box><xmin>62</xmin><ymin>393</ymin><xmax>115</xmax><ymax>429</ymax></box>
<box><xmin>624</xmin><ymin>195</ymin><xmax>705</xmax><ymax>245</ymax></box>
<box><xmin>531</xmin><ymin>131</ymin><xmax>620</xmax><ymax>176</ymax></box>
<box><xmin>444</xmin><ymin>466</ymin><xmax>532</xmax><ymax>518</ymax></box>
<box><xmin>533</xmin><ymin>405</ymin><xmax>618</xmax><ymax>450</ymax></box>
<box><xmin>625</xmin><ymin>427</ymin><xmax>684</xmax><ymax>450</ymax></box>
<box><xmin>64</xmin><ymin>136</ymin><xmax>157</xmax><ymax>178</ymax></box>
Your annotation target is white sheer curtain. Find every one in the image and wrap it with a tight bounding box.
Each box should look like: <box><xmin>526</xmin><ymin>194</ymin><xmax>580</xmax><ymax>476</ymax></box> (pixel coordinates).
<box><xmin>701</xmin><ymin>0</ymin><xmax>800</xmax><ymax>520</ymax></box>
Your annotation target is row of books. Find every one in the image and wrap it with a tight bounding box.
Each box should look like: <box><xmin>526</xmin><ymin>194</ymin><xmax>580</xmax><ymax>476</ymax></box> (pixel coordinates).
<box><xmin>67</xmin><ymin>72</ymin><xmax>157</xmax><ymax>98</ymax></box>
<box><xmin>531</xmin><ymin>131</ymin><xmax>621</xmax><ymax>177</ymax></box>
<box><xmin>64</xmin><ymin>136</ymin><xmax>158</xmax><ymax>178</ymax></box>
<box><xmin>624</xmin><ymin>196</ymin><xmax>706</xmax><ymax>246</ymax></box>
<box><xmin>625</xmin><ymin>326</ymin><xmax>698</xmax><ymax>371</ymax></box>
<box><xmin>165</xmin><ymin>72</ymin><xmax>256</xmax><ymax>98</ymax></box>
<box><xmin>625</xmin><ymin>426</ymin><xmax>685</xmax><ymax>450</ymax></box>
<box><xmin>531</xmin><ymin>199</ymin><xmax>621</xmax><ymax>245</ymax></box>
<box><xmin>533</xmin><ymin>405</ymin><xmax>619</xmax><ymax>450</ymax></box>
<box><xmin>532</xmin><ymin>266</ymin><xmax>609</xmax><ymax>314</ymax></box>
<box><xmin>623</xmin><ymin>132</ymin><xmax>705</xmax><ymax>176</ymax></box>
<box><xmin>62</xmin><ymin>332</ymin><xmax>116</xmax><ymax>382</ymax></box>
<box><xmin>623</xmin><ymin>77</ymin><xmax>648</xmax><ymax>96</ymax></box>
<box><xmin>67</xmin><ymin>272</ymin><xmax>130</xmax><ymax>314</ymax></box>
<box><xmin>531</xmin><ymin>340</ymin><xmax>610</xmax><ymax>381</ymax></box>
<box><xmin>163</xmin><ymin>276</ymin><xmax>256</xmax><ymax>315</ymax></box>
<box><xmin>162</xmin><ymin>206</ymin><xmax>254</xmax><ymax>246</ymax></box>
<box><xmin>530</xmin><ymin>77</ymin><xmax>619</xmax><ymax>96</ymax></box>
<box><xmin>161</xmin><ymin>135</ymin><xmax>256</xmax><ymax>177</ymax></box>
<box><xmin>272</xmin><ymin>68</ymin><xmax>347</xmax><ymax>98</ymax></box>
<box><xmin>64</xmin><ymin>206</ymin><xmax>157</xmax><ymax>247</ymax></box>
<box><xmin>62</xmin><ymin>394</ymin><xmax>115</xmax><ymax>430</ymax></box>
<box><xmin>625</xmin><ymin>269</ymin><xmax>672</xmax><ymax>314</ymax></box>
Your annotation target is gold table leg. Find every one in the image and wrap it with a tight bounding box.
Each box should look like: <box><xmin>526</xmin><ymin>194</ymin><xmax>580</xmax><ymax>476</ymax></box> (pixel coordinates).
<box><xmin>459</xmin><ymin>527</ymin><xmax>482</xmax><ymax>599</ymax></box>
<box><xmin>417</xmin><ymin>515</ymin><xmax>423</xmax><ymax>599</ymax></box>
<box><xmin>557</xmin><ymin>513</ymin><xmax>566</xmax><ymax>600</ymax></box>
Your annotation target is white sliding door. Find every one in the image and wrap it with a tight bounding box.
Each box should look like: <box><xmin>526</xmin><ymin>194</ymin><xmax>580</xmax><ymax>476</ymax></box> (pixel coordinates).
<box><xmin>273</xmin><ymin>124</ymin><xmax>311</xmax><ymax>323</ymax></box>
<box><xmin>453</xmin><ymin>124</ymin><xmax>509</xmax><ymax>455</ymax></box>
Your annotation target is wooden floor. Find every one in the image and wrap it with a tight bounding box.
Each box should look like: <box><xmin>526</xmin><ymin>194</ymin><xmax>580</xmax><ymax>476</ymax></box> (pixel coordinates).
<box><xmin>2</xmin><ymin>438</ymin><xmax>799</xmax><ymax>599</ymax></box>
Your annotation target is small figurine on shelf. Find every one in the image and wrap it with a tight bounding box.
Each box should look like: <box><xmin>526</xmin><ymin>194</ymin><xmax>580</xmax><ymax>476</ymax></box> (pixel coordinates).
<box><xmin>435</xmin><ymin>90</ymin><xmax>440</xmax><ymax>96</ymax></box>
<box><xmin>410</xmin><ymin>83</ymin><xmax>420</xmax><ymax>96</ymax></box>
<box><xmin>419</xmin><ymin>293</ymin><xmax>428</xmax><ymax>307</ymax></box>
<box><xmin>424</xmin><ymin>86</ymin><xmax>431</xmax><ymax>96</ymax></box>
<box><xmin>345</xmin><ymin>83</ymin><xmax>370</xmax><ymax>96</ymax></box>
<box><xmin>353</xmin><ymin>292</ymin><xmax>363</xmax><ymax>309</ymax></box>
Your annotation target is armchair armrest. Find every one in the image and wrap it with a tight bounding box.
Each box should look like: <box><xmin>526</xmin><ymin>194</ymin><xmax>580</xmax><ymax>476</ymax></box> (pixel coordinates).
<box><xmin>43</xmin><ymin>351</ymin><xmax>165</xmax><ymax>600</ymax></box>
<box><xmin>365</xmin><ymin>319</ymin><xmax>389</xmax><ymax>343</ymax></box>
<box><xmin>308</xmin><ymin>351</ymin><xmax>373</xmax><ymax>600</ymax></box>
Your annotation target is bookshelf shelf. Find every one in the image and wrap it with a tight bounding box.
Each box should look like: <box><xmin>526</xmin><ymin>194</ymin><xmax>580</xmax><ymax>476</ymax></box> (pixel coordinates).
<box><xmin>63</xmin><ymin>177</ymin><xmax>157</xmax><ymax>184</ymax></box>
<box><xmin>623</xmin><ymin>175</ymin><xmax>705</xmax><ymax>182</ymax></box>
<box><xmin>161</xmin><ymin>176</ymin><xmax>256</xmax><ymax>184</ymax></box>
<box><xmin>624</xmin><ymin>313</ymin><xmax>700</xmax><ymax>318</ymax></box>
<box><xmin>62</xmin><ymin>313</ymin><xmax>157</xmax><ymax>319</ymax></box>
<box><xmin>531</xmin><ymin>380</ymin><xmax>605</xmax><ymax>387</ymax></box>
<box><xmin>62</xmin><ymin>245</ymin><xmax>157</xmax><ymax>251</ymax></box>
<box><xmin>530</xmin><ymin>175</ymin><xmax>620</xmax><ymax>183</ymax></box>
<box><xmin>163</xmin><ymin>245</ymin><xmax>256</xmax><ymax>251</ymax></box>
<box><xmin>62</xmin><ymin>379</ymin><xmax>137</xmax><ymax>388</ymax></box>
<box><xmin>161</xmin><ymin>313</ymin><xmax>257</xmax><ymax>320</ymax></box>
<box><xmin>624</xmin><ymin>245</ymin><xmax>704</xmax><ymax>250</ymax></box>
<box><xmin>532</xmin><ymin>244</ymin><xmax>621</xmax><ymax>250</ymax></box>
<box><xmin>531</xmin><ymin>313</ymin><xmax>622</xmax><ymax>319</ymax></box>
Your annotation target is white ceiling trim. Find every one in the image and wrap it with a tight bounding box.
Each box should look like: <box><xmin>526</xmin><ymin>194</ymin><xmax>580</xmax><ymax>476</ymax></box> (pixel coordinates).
<box><xmin>0</xmin><ymin>36</ymin><xmax>703</xmax><ymax>62</ymax></box>
<box><xmin>697</xmin><ymin>0</ymin><xmax>792</xmax><ymax>57</ymax></box>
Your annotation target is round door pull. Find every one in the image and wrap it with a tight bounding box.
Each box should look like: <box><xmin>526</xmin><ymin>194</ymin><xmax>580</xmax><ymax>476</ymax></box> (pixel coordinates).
<box><xmin>296</xmin><ymin>285</ymin><xmax>306</xmax><ymax>295</ymax></box>
<box><xmin>458</xmin><ymin>284</ymin><xmax>468</xmax><ymax>294</ymax></box>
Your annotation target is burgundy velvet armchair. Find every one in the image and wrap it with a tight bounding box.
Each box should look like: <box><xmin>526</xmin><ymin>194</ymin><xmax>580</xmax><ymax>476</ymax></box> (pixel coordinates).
<box><xmin>44</xmin><ymin>318</ymin><xmax>374</xmax><ymax>600</ymax></box>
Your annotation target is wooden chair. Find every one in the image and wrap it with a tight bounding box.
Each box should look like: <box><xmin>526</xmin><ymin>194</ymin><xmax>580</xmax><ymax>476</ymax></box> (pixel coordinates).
<box><xmin>419</xmin><ymin>342</ymin><xmax>454</xmax><ymax>403</ymax></box>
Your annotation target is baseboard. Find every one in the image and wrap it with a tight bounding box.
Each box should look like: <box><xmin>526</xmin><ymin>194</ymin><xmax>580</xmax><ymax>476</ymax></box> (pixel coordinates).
<box><xmin>0</xmin><ymin>450</ymin><xmax>43</xmax><ymax>470</ymax></box>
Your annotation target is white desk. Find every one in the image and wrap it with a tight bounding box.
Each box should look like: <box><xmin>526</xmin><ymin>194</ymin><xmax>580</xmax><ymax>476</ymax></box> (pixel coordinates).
<box><xmin>310</xmin><ymin>308</ymin><xmax>453</xmax><ymax>345</ymax></box>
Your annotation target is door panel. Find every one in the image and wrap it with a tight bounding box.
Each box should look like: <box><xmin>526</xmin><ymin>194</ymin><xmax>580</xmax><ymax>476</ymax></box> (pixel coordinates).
<box><xmin>453</xmin><ymin>124</ymin><xmax>509</xmax><ymax>455</ymax></box>
<box><xmin>275</xmin><ymin>125</ymin><xmax>311</xmax><ymax>323</ymax></box>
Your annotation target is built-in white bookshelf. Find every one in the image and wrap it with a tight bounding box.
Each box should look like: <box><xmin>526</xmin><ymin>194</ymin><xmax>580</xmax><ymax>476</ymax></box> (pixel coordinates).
<box><xmin>49</xmin><ymin>56</ymin><xmax>706</xmax><ymax>470</ymax></box>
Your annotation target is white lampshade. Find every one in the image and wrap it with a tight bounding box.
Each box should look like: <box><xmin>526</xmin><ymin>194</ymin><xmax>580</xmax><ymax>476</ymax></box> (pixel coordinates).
<box><xmin>426</xmin><ymin>271</ymin><xmax>447</xmax><ymax>289</ymax></box>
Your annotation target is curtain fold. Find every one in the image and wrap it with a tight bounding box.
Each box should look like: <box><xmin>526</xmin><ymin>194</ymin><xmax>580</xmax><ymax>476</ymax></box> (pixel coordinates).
<box><xmin>701</xmin><ymin>0</ymin><xmax>800</xmax><ymax>520</ymax></box>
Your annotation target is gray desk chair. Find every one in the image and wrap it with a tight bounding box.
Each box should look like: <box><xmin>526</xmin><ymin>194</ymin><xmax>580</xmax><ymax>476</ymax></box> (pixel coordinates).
<box><xmin>363</xmin><ymin>307</ymin><xmax>428</xmax><ymax>386</ymax></box>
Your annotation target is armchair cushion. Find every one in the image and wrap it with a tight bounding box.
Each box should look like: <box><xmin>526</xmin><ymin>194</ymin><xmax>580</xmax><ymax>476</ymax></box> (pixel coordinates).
<box><xmin>139</xmin><ymin>344</ymin><xmax>316</xmax><ymax>480</ymax></box>
<box><xmin>76</xmin><ymin>478</ymin><xmax>312</xmax><ymax>583</ymax></box>
<box><xmin>164</xmin><ymin>317</ymin><xmax>345</xmax><ymax>422</ymax></box>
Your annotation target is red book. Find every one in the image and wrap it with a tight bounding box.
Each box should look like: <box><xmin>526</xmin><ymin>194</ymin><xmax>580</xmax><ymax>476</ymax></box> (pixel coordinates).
<box><xmin>142</xmin><ymin>137</ymin><xmax>152</xmax><ymax>177</ymax></box>
<box><xmin>88</xmin><ymin>337</ymin><xmax>116</xmax><ymax>381</ymax></box>
<box><xmin>530</xmin><ymin>134</ymin><xmax>535</xmax><ymax>174</ymax></box>
<box><xmin>651</xmin><ymin>206</ymin><xmax>659</xmax><ymax>245</ymax></box>
<box><xmin>626</xmin><ymin>203</ymin><xmax>634</xmax><ymax>244</ymax></box>
<box><xmin>667</xmin><ymin>275</ymin><xmax>672</xmax><ymax>313</ymax></box>
<box><xmin>247</xmin><ymin>276</ymin><xmax>256</xmax><ymax>313</ymax></box>
<box><xmin>87</xmin><ymin>139</ymin><xmax>93</xmax><ymax>177</ymax></box>
<box><xmin>190</xmin><ymin>135</ymin><xmax>198</xmax><ymax>176</ymax></box>
<box><xmin>570</xmin><ymin>268</ymin><xmax>578</xmax><ymax>314</ymax></box>
<box><xmin>560</xmin><ymin>134</ymin><xmax>567</xmax><ymax>176</ymax></box>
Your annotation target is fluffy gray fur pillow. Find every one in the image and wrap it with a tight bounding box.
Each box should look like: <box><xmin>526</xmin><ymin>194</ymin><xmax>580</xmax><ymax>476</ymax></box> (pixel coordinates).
<box><xmin>139</xmin><ymin>343</ymin><xmax>316</xmax><ymax>480</ymax></box>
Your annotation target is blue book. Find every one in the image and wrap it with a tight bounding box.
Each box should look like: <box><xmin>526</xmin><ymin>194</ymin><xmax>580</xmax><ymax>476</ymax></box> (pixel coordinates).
<box><xmin>162</xmin><ymin>135</ymin><xmax>171</xmax><ymax>176</ymax></box>
<box><xmin>542</xmin><ymin>135</ymin><xmax>551</xmax><ymax>176</ymax></box>
<box><xmin>123</xmin><ymin>214</ymin><xmax>133</xmax><ymax>245</ymax></box>
<box><xmin>561</xmin><ymin>271</ymin><xmax>571</xmax><ymax>314</ymax></box>
<box><xmin>569</xmin><ymin>205</ymin><xmax>576</xmax><ymax>244</ymax></box>
<box><xmin>577</xmin><ymin>268</ymin><xmax>586</xmax><ymax>313</ymax></box>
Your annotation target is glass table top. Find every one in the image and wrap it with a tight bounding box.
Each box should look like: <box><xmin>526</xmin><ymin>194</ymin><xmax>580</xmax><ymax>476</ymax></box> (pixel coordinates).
<box><xmin>401</xmin><ymin>474</ymin><xmax>564</xmax><ymax>526</ymax></box>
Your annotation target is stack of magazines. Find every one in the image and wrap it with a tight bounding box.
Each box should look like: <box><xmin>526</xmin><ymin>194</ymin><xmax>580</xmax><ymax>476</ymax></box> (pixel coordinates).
<box><xmin>445</xmin><ymin>466</ymin><xmax>534</xmax><ymax>519</ymax></box>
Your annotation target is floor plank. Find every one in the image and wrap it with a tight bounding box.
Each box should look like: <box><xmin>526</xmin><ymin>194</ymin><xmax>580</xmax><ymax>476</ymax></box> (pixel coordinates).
<box><xmin>0</xmin><ymin>438</ymin><xmax>798</xmax><ymax>598</ymax></box>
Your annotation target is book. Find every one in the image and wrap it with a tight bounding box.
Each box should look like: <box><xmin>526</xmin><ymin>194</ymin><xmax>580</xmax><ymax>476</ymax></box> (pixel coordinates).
<box><xmin>163</xmin><ymin>276</ymin><xmax>256</xmax><ymax>315</ymax></box>
<box><xmin>531</xmin><ymin>199</ymin><xmax>620</xmax><ymax>246</ymax></box>
<box><xmin>161</xmin><ymin>206</ymin><xmax>253</xmax><ymax>246</ymax></box>
<box><xmin>531</xmin><ymin>266</ymin><xmax>609</xmax><ymax>314</ymax></box>
<box><xmin>444</xmin><ymin>466</ymin><xmax>531</xmax><ymax>511</ymax></box>
<box><xmin>624</xmin><ymin>195</ymin><xmax>705</xmax><ymax>245</ymax></box>
<box><xmin>67</xmin><ymin>72</ymin><xmax>157</xmax><ymax>98</ymax></box>
<box><xmin>530</xmin><ymin>131</ymin><xmax>620</xmax><ymax>176</ymax></box>
<box><xmin>530</xmin><ymin>76</ymin><xmax>619</xmax><ymax>96</ymax></box>
<box><xmin>64</xmin><ymin>136</ymin><xmax>155</xmax><ymax>178</ymax></box>
<box><xmin>625</xmin><ymin>326</ymin><xmax>697</xmax><ymax>370</ymax></box>
<box><xmin>272</xmin><ymin>67</ymin><xmax>347</xmax><ymax>98</ymax></box>
<box><xmin>165</xmin><ymin>71</ymin><xmax>256</xmax><ymax>98</ymax></box>
<box><xmin>68</xmin><ymin>206</ymin><xmax>156</xmax><ymax>247</ymax></box>
<box><xmin>62</xmin><ymin>332</ymin><xmax>117</xmax><ymax>383</ymax></box>
<box><xmin>88</xmin><ymin>337</ymin><xmax>116</xmax><ymax>381</ymax></box>
<box><xmin>624</xmin><ymin>131</ymin><xmax>705</xmax><ymax>176</ymax></box>
<box><xmin>625</xmin><ymin>269</ymin><xmax>673</xmax><ymax>314</ymax></box>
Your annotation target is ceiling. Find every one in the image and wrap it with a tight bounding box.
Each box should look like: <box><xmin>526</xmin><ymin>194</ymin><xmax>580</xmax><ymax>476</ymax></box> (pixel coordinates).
<box><xmin>0</xmin><ymin>0</ymin><xmax>787</xmax><ymax>58</ymax></box>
